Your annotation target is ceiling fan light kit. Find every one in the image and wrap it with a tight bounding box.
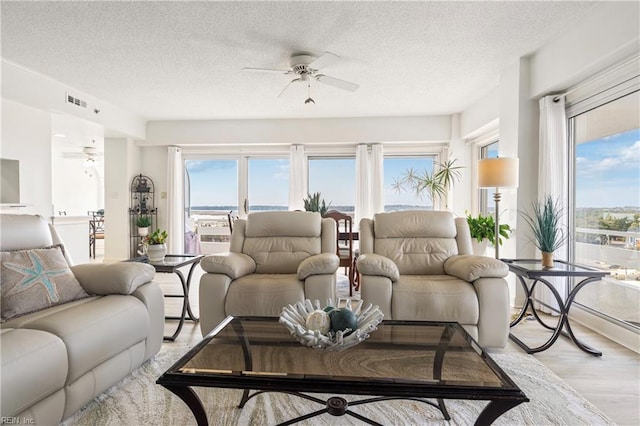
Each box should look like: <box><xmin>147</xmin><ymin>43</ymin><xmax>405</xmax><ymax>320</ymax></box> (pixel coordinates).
<box><xmin>243</xmin><ymin>51</ymin><xmax>359</xmax><ymax>104</ymax></box>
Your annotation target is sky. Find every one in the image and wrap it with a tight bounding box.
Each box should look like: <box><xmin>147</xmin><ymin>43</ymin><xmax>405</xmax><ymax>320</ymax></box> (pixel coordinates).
<box><xmin>575</xmin><ymin>128</ymin><xmax>640</xmax><ymax>208</ymax></box>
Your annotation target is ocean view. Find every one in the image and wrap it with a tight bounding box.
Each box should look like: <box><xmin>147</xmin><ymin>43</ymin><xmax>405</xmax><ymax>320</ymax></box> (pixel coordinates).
<box><xmin>190</xmin><ymin>205</ymin><xmax>434</xmax><ymax>214</ymax></box>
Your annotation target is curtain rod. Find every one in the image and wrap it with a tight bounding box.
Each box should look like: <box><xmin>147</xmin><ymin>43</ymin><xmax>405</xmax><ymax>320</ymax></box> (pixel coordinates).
<box><xmin>552</xmin><ymin>55</ymin><xmax>639</xmax><ymax>102</ymax></box>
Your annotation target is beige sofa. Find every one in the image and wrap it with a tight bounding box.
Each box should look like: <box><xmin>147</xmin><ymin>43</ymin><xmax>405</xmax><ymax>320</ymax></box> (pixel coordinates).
<box><xmin>357</xmin><ymin>211</ymin><xmax>510</xmax><ymax>348</ymax></box>
<box><xmin>0</xmin><ymin>214</ymin><xmax>164</xmax><ymax>424</ymax></box>
<box><xmin>199</xmin><ymin>211</ymin><xmax>339</xmax><ymax>335</ymax></box>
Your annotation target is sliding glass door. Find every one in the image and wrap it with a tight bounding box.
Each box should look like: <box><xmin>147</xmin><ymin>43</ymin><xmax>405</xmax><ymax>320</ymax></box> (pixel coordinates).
<box><xmin>569</xmin><ymin>90</ymin><xmax>640</xmax><ymax>330</ymax></box>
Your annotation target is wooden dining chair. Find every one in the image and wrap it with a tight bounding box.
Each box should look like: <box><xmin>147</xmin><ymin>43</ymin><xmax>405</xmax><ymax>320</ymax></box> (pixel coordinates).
<box><xmin>322</xmin><ymin>210</ymin><xmax>356</xmax><ymax>295</ymax></box>
<box><xmin>227</xmin><ymin>211</ymin><xmax>238</xmax><ymax>233</ymax></box>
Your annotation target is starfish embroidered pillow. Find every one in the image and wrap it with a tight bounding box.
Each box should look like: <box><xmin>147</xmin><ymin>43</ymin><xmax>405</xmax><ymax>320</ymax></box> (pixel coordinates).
<box><xmin>1</xmin><ymin>246</ymin><xmax>90</xmax><ymax>321</ymax></box>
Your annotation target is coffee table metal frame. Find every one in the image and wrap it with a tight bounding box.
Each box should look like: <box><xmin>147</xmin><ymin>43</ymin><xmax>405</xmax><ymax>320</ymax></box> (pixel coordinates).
<box><xmin>134</xmin><ymin>254</ymin><xmax>203</xmax><ymax>341</ymax></box>
<box><xmin>157</xmin><ymin>316</ymin><xmax>528</xmax><ymax>425</ymax></box>
<box><xmin>503</xmin><ymin>258</ymin><xmax>609</xmax><ymax>356</ymax></box>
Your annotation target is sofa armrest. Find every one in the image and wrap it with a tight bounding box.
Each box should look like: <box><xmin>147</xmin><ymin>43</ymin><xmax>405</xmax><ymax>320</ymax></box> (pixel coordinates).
<box><xmin>444</xmin><ymin>255</ymin><xmax>508</xmax><ymax>282</ymax></box>
<box><xmin>71</xmin><ymin>263</ymin><xmax>155</xmax><ymax>295</ymax></box>
<box><xmin>356</xmin><ymin>253</ymin><xmax>399</xmax><ymax>282</ymax></box>
<box><xmin>200</xmin><ymin>252</ymin><xmax>256</xmax><ymax>279</ymax></box>
<box><xmin>297</xmin><ymin>253</ymin><xmax>339</xmax><ymax>280</ymax></box>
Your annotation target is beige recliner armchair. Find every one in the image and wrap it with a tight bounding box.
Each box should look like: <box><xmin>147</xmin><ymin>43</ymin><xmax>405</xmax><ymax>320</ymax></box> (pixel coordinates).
<box><xmin>356</xmin><ymin>210</ymin><xmax>510</xmax><ymax>348</ymax></box>
<box><xmin>199</xmin><ymin>211</ymin><xmax>339</xmax><ymax>336</ymax></box>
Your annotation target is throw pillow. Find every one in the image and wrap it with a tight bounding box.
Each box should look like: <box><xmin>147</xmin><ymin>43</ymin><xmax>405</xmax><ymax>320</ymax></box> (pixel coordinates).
<box><xmin>1</xmin><ymin>246</ymin><xmax>90</xmax><ymax>321</ymax></box>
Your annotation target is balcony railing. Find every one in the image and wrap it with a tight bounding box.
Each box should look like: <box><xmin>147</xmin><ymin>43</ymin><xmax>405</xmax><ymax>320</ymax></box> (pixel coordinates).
<box><xmin>575</xmin><ymin>227</ymin><xmax>639</xmax><ymax>276</ymax></box>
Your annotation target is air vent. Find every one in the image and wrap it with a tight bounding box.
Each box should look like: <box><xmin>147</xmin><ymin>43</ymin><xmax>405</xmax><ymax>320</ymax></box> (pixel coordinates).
<box><xmin>66</xmin><ymin>93</ymin><xmax>87</xmax><ymax>109</ymax></box>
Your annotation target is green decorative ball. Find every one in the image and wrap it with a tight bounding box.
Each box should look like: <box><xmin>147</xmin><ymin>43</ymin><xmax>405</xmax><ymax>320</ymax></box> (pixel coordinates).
<box><xmin>306</xmin><ymin>310</ymin><xmax>331</xmax><ymax>334</ymax></box>
<box><xmin>323</xmin><ymin>305</ymin><xmax>336</xmax><ymax>313</ymax></box>
<box><xmin>329</xmin><ymin>308</ymin><xmax>358</xmax><ymax>335</ymax></box>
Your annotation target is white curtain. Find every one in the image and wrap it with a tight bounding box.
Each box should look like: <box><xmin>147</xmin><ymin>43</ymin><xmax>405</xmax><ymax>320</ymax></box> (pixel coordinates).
<box><xmin>167</xmin><ymin>146</ymin><xmax>184</xmax><ymax>254</ymax></box>
<box><xmin>536</xmin><ymin>95</ymin><xmax>569</xmax><ymax>312</ymax></box>
<box><xmin>355</xmin><ymin>144</ymin><xmax>371</xmax><ymax>226</ymax></box>
<box><xmin>288</xmin><ymin>145</ymin><xmax>307</xmax><ymax>211</ymax></box>
<box><xmin>355</xmin><ymin>144</ymin><xmax>384</xmax><ymax>227</ymax></box>
<box><xmin>370</xmin><ymin>144</ymin><xmax>384</xmax><ymax>215</ymax></box>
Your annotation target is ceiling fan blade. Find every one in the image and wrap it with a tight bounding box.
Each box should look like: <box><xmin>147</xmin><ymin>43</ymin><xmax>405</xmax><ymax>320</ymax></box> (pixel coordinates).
<box><xmin>308</xmin><ymin>51</ymin><xmax>340</xmax><ymax>70</ymax></box>
<box><xmin>242</xmin><ymin>67</ymin><xmax>291</xmax><ymax>75</ymax></box>
<box><xmin>277</xmin><ymin>78</ymin><xmax>300</xmax><ymax>98</ymax></box>
<box><xmin>315</xmin><ymin>74</ymin><xmax>360</xmax><ymax>92</ymax></box>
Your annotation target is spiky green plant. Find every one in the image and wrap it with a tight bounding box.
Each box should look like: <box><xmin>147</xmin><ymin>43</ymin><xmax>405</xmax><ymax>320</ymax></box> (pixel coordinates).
<box><xmin>466</xmin><ymin>212</ymin><xmax>511</xmax><ymax>246</ymax></box>
<box><xmin>136</xmin><ymin>215</ymin><xmax>152</xmax><ymax>228</ymax></box>
<box><xmin>303</xmin><ymin>192</ymin><xmax>331</xmax><ymax>216</ymax></box>
<box><xmin>520</xmin><ymin>195</ymin><xmax>568</xmax><ymax>253</ymax></box>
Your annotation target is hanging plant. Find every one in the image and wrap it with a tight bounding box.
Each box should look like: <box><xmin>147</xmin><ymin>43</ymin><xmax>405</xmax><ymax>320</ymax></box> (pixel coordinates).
<box><xmin>391</xmin><ymin>158</ymin><xmax>463</xmax><ymax>207</ymax></box>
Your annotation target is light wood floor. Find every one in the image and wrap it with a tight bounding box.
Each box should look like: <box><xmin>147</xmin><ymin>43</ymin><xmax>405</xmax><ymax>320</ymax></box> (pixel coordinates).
<box><xmin>157</xmin><ymin>266</ymin><xmax>639</xmax><ymax>425</ymax></box>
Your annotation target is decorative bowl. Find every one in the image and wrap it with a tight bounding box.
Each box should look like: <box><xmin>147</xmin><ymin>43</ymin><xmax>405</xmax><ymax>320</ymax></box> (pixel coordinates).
<box><xmin>279</xmin><ymin>298</ymin><xmax>384</xmax><ymax>351</ymax></box>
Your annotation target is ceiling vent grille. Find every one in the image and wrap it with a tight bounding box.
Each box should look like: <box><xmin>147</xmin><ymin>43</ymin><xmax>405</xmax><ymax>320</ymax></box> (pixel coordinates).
<box><xmin>66</xmin><ymin>93</ymin><xmax>87</xmax><ymax>109</ymax></box>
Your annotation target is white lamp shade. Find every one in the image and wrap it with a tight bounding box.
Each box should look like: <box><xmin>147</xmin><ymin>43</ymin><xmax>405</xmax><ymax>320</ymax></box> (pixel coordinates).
<box><xmin>478</xmin><ymin>157</ymin><xmax>519</xmax><ymax>188</ymax></box>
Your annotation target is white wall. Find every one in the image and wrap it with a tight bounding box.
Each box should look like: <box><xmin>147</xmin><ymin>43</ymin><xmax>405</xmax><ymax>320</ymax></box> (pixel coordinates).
<box><xmin>1</xmin><ymin>60</ymin><xmax>146</xmax><ymax>139</ymax></box>
<box><xmin>104</xmin><ymin>137</ymin><xmax>141</xmax><ymax>262</ymax></box>
<box><xmin>0</xmin><ymin>99</ymin><xmax>52</xmax><ymax>216</ymax></box>
<box><xmin>145</xmin><ymin>115</ymin><xmax>452</xmax><ymax>146</ymax></box>
<box><xmin>530</xmin><ymin>1</ymin><xmax>640</xmax><ymax>98</ymax></box>
<box><xmin>51</xmin><ymin>113</ymin><xmax>105</xmax><ymax>215</ymax></box>
<box><xmin>460</xmin><ymin>87</ymin><xmax>500</xmax><ymax>140</ymax></box>
<box><xmin>140</xmin><ymin>146</ymin><xmax>169</xmax><ymax>234</ymax></box>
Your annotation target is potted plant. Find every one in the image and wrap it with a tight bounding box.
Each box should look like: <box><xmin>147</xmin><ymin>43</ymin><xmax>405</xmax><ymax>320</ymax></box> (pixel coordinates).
<box><xmin>143</xmin><ymin>229</ymin><xmax>168</xmax><ymax>262</ymax></box>
<box><xmin>136</xmin><ymin>215</ymin><xmax>152</xmax><ymax>237</ymax></box>
<box><xmin>520</xmin><ymin>195</ymin><xmax>568</xmax><ymax>267</ymax></box>
<box><xmin>391</xmin><ymin>158</ymin><xmax>463</xmax><ymax>208</ymax></box>
<box><xmin>303</xmin><ymin>192</ymin><xmax>331</xmax><ymax>216</ymax></box>
<box><xmin>466</xmin><ymin>212</ymin><xmax>511</xmax><ymax>256</ymax></box>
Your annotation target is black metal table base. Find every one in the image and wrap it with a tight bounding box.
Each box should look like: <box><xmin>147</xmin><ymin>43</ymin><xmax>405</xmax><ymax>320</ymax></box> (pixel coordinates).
<box><xmin>163</xmin><ymin>262</ymin><xmax>201</xmax><ymax>341</ymax></box>
<box><xmin>510</xmin><ymin>275</ymin><xmax>603</xmax><ymax>356</ymax></box>
<box><xmin>238</xmin><ymin>390</ymin><xmax>450</xmax><ymax>426</ymax></box>
<box><xmin>160</xmin><ymin>384</ymin><xmax>523</xmax><ymax>426</ymax></box>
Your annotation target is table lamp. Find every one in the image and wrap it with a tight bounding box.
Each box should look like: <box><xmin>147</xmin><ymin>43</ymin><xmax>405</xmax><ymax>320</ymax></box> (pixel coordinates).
<box><xmin>478</xmin><ymin>157</ymin><xmax>519</xmax><ymax>259</ymax></box>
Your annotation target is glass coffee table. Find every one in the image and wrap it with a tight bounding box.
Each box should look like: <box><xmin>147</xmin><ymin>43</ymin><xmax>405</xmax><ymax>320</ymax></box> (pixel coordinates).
<box><xmin>157</xmin><ymin>317</ymin><xmax>528</xmax><ymax>425</ymax></box>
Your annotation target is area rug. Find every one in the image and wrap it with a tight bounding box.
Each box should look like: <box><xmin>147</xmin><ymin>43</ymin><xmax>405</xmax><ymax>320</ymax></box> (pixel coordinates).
<box><xmin>63</xmin><ymin>346</ymin><xmax>613</xmax><ymax>425</ymax></box>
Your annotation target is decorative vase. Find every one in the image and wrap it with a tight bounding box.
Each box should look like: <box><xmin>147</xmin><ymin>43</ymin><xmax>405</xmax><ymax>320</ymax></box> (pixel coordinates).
<box><xmin>138</xmin><ymin>227</ymin><xmax>149</xmax><ymax>237</ymax></box>
<box><xmin>471</xmin><ymin>239</ymin><xmax>489</xmax><ymax>257</ymax></box>
<box><xmin>541</xmin><ymin>252</ymin><xmax>554</xmax><ymax>267</ymax></box>
<box><xmin>147</xmin><ymin>243</ymin><xmax>166</xmax><ymax>262</ymax></box>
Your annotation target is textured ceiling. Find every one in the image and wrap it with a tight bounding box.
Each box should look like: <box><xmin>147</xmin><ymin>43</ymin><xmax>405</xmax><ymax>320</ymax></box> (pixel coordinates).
<box><xmin>1</xmin><ymin>1</ymin><xmax>596</xmax><ymax>121</ymax></box>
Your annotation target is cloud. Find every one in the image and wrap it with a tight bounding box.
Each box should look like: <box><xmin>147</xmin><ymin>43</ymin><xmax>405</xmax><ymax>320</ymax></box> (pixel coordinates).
<box><xmin>186</xmin><ymin>160</ymin><xmax>235</xmax><ymax>173</ymax></box>
<box><xmin>576</xmin><ymin>139</ymin><xmax>639</xmax><ymax>176</ymax></box>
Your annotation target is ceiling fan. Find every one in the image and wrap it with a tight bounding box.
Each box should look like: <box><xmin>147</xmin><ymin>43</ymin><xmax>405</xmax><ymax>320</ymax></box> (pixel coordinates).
<box><xmin>61</xmin><ymin>146</ymin><xmax>102</xmax><ymax>167</ymax></box>
<box><xmin>243</xmin><ymin>51</ymin><xmax>360</xmax><ymax>103</ymax></box>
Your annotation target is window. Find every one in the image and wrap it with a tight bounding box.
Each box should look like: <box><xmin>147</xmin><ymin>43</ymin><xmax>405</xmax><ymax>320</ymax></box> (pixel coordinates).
<box><xmin>568</xmin><ymin>87</ymin><xmax>639</xmax><ymax>331</ymax></box>
<box><xmin>308</xmin><ymin>157</ymin><xmax>356</xmax><ymax>212</ymax></box>
<box><xmin>185</xmin><ymin>156</ymin><xmax>289</xmax><ymax>253</ymax></box>
<box><xmin>479</xmin><ymin>141</ymin><xmax>499</xmax><ymax>215</ymax></box>
<box><xmin>384</xmin><ymin>156</ymin><xmax>435</xmax><ymax>211</ymax></box>
<box><xmin>247</xmin><ymin>158</ymin><xmax>289</xmax><ymax>212</ymax></box>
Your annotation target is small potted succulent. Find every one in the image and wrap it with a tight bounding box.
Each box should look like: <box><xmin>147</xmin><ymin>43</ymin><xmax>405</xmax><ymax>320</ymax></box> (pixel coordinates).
<box><xmin>466</xmin><ymin>212</ymin><xmax>511</xmax><ymax>256</ymax></box>
<box><xmin>143</xmin><ymin>229</ymin><xmax>168</xmax><ymax>262</ymax></box>
<box><xmin>136</xmin><ymin>215</ymin><xmax>152</xmax><ymax>237</ymax></box>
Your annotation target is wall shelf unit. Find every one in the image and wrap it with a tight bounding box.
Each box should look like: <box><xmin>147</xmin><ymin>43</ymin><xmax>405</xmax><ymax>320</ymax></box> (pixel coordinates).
<box><xmin>129</xmin><ymin>174</ymin><xmax>157</xmax><ymax>257</ymax></box>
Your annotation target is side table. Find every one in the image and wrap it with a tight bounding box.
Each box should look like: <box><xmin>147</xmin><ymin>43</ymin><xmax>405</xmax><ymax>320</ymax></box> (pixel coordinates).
<box><xmin>134</xmin><ymin>254</ymin><xmax>204</xmax><ymax>341</ymax></box>
<box><xmin>502</xmin><ymin>258</ymin><xmax>609</xmax><ymax>357</ymax></box>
